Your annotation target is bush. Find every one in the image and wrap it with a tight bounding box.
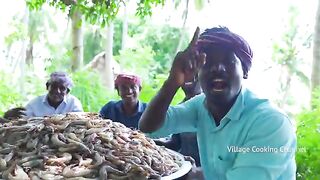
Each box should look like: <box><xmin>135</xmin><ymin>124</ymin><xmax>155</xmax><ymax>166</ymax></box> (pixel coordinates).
<box><xmin>296</xmin><ymin>90</ymin><xmax>320</xmax><ymax>179</ymax></box>
<box><xmin>139</xmin><ymin>74</ymin><xmax>185</xmax><ymax>105</ymax></box>
<box><xmin>0</xmin><ymin>71</ymin><xmax>24</xmax><ymax>116</ymax></box>
<box><xmin>71</xmin><ymin>70</ymin><xmax>118</xmax><ymax>112</ymax></box>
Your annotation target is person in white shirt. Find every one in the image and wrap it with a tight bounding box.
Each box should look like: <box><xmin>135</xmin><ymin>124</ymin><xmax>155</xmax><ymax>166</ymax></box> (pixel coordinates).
<box><xmin>3</xmin><ymin>72</ymin><xmax>83</xmax><ymax>119</ymax></box>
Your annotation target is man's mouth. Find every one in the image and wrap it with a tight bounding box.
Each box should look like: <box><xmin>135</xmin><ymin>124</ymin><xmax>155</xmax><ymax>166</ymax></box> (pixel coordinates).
<box><xmin>124</xmin><ymin>94</ymin><xmax>134</xmax><ymax>98</ymax></box>
<box><xmin>52</xmin><ymin>94</ymin><xmax>63</xmax><ymax>98</ymax></box>
<box><xmin>210</xmin><ymin>79</ymin><xmax>228</xmax><ymax>92</ymax></box>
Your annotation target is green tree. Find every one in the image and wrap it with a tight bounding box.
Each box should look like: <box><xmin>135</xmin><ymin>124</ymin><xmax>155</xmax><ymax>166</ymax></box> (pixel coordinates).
<box><xmin>272</xmin><ymin>6</ymin><xmax>310</xmax><ymax>110</ymax></box>
<box><xmin>26</xmin><ymin>9</ymin><xmax>57</xmax><ymax>66</ymax></box>
<box><xmin>26</xmin><ymin>0</ymin><xmax>165</xmax><ymax>25</ymax></box>
<box><xmin>134</xmin><ymin>23</ymin><xmax>189</xmax><ymax>74</ymax></box>
<box><xmin>295</xmin><ymin>89</ymin><xmax>320</xmax><ymax>179</ymax></box>
<box><xmin>173</xmin><ymin>0</ymin><xmax>206</xmax><ymax>54</ymax></box>
<box><xmin>71</xmin><ymin>70</ymin><xmax>117</xmax><ymax>112</ymax></box>
<box><xmin>83</xmin><ymin>26</ymin><xmax>105</xmax><ymax>65</ymax></box>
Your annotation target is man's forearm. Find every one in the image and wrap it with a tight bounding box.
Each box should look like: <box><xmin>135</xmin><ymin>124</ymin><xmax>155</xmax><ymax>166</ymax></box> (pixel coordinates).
<box><xmin>139</xmin><ymin>79</ymin><xmax>180</xmax><ymax>133</ymax></box>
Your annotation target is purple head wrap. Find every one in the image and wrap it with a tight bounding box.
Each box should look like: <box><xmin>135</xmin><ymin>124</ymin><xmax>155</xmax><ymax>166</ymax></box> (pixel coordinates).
<box><xmin>196</xmin><ymin>27</ymin><xmax>253</xmax><ymax>74</ymax></box>
<box><xmin>46</xmin><ymin>72</ymin><xmax>73</xmax><ymax>89</ymax></box>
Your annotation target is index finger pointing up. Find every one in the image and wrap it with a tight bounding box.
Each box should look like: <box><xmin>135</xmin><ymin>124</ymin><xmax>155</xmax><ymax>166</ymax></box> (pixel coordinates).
<box><xmin>188</xmin><ymin>27</ymin><xmax>200</xmax><ymax>49</ymax></box>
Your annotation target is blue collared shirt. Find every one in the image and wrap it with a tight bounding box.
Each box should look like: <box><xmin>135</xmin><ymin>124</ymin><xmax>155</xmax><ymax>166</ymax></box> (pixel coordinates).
<box><xmin>25</xmin><ymin>94</ymin><xmax>83</xmax><ymax>117</ymax></box>
<box><xmin>100</xmin><ymin>100</ymin><xmax>147</xmax><ymax>129</ymax></box>
<box><xmin>149</xmin><ymin>88</ymin><xmax>296</xmax><ymax>180</ymax></box>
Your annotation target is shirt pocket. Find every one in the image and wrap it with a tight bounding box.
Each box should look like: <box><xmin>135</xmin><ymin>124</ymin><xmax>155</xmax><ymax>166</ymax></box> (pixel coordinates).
<box><xmin>216</xmin><ymin>156</ymin><xmax>233</xmax><ymax>180</ymax></box>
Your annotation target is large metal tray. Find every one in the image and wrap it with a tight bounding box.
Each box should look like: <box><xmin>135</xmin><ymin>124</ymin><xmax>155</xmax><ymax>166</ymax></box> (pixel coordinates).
<box><xmin>161</xmin><ymin>149</ymin><xmax>192</xmax><ymax>180</ymax></box>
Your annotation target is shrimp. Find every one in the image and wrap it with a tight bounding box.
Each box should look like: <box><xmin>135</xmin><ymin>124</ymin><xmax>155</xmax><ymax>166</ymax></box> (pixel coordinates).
<box><xmin>62</xmin><ymin>164</ymin><xmax>96</xmax><ymax>178</ymax></box>
<box><xmin>66</xmin><ymin>132</ymin><xmax>82</xmax><ymax>142</ymax></box>
<box><xmin>65</xmin><ymin>177</ymin><xmax>98</xmax><ymax>180</ymax></box>
<box><xmin>86</xmin><ymin>127</ymin><xmax>109</xmax><ymax>135</ymax></box>
<box><xmin>100</xmin><ymin>163</ymin><xmax>125</xmax><ymax>175</ymax></box>
<box><xmin>4</xmin><ymin>150</ymin><xmax>14</xmax><ymax>163</ymax></box>
<box><xmin>26</xmin><ymin>137</ymin><xmax>39</xmax><ymax>149</ymax></box>
<box><xmin>6</xmin><ymin>164</ymin><xmax>29</xmax><ymax>180</ymax></box>
<box><xmin>43</xmin><ymin>165</ymin><xmax>64</xmax><ymax>174</ymax></box>
<box><xmin>51</xmin><ymin>133</ymin><xmax>69</xmax><ymax>147</ymax></box>
<box><xmin>21</xmin><ymin>159</ymin><xmax>43</xmax><ymax>168</ymax></box>
<box><xmin>19</xmin><ymin>155</ymin><xmax>42</xmax><ymax>164</ymax></box>
<box><xmin>58</xmin><ymin>145</ymin><xmax>78</xmax><ymax>152</ymax></box>
<box><xmin>92</xmin><ymin>152</ymin><xmax>104</xmax><ymax>167</ymax></box>
<box><xmin>66</xmin><ymin>137</ymin><xmax>91</xmax><ymax>154</ymax></box>
<box><xmin>0</xmin><ymin>157</ymin><xmax>7</xmax><ymax>170</ymax></box>
<box><xmin>36</xmin><ymin>171</ymin><xmax>64</xmax><ymax>180</ymax></box>
<box><xmin>74</xmin><ymin>154</ymin><xmax>93</xmax><ymax>167</ymax></box>
<box><xmin>97</xmin><ymin>132</ymin><xmax>114</xmax><ymax>142</ymax></box>
<box><xmin>46</xmin><ymin>152</ymin><xmax>72</xmax><ymax>165</ymax></box>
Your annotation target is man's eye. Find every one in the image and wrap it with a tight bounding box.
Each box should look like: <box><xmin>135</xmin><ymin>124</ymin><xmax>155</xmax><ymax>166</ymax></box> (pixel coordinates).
<box><xmin>228</xmin><ymin>58</ymin><xmax>237</xmax><ymax>65</ymax></box>
<box><xmin>132</xmin><ymin>86</ymin><xmax>138</xmax><ymax>90</ymax></box>
<box><xmin>59</xmin><ymin>87</ymin><xmax>67</xmax><ymax>91</ymax></box>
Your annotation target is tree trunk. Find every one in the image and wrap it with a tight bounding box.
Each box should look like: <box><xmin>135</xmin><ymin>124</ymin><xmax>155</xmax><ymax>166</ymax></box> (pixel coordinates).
<box><xmin>311</xmin><ymin>0</ymin><xmax>320</xmax><ymax>105</ymax></box>
<box><xmin>20</xmin><ymin>7</ymin><xmax>29</xmax><ymax>95</ymax></box>
<box><xmin>121</xmin><ymin>5</ymin><xmax>128</xmax><ymax>50</ymax></box>
<box><xmin>25</xmin><ymin>37</ymin><xmax>33</xmax><ymax>66</ymax></box>
<box><xmin>71</xmin><ymin>9</ymin><xmax>83</xmax><ymax>72</ymax></box>
<box><xmin>174</xmin><ymin>0</ymin><xmax>189</xmax><ymax>54</ymax></box>
<box><xmin>104</xmin><ymin>23</ymin><xmax>115</xmax><ymax>90</ymax></box>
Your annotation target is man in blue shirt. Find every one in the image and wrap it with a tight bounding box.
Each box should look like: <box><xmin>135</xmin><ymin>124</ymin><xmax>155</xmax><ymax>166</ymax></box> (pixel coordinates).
<box><xmin>139</xmin><ymin>27</ymin><xmax>296</xmax><ymax>180</ymax></box>
<box><xmin>100</xmin><ymin>73</ymin><xmax>147</xmax><ymax>129</ymax></box>
<box><xmin>4</xmin><ymin>72</ymin><xmax>83</xmax><ymax>119</ymax></box>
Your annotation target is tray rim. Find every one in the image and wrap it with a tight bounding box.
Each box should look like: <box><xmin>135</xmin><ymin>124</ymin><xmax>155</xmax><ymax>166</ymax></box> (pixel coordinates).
<box><xmin>161</xmin><ymin>148</ymin><xmax>193</xmax><ymax>179</ymax></box>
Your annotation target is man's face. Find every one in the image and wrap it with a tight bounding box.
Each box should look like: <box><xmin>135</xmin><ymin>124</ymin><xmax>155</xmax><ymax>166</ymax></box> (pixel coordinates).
<box><xmin>117</xmin><ymin>83</ymin><xmax>140</xmax><ymax>104</ymax></box>
<box><xmin>47</xmin><ymin>81</ymin><xmax>69</xmax><ymax>104</ymax></box>
<box><xmin>198</xmin><ymin>46</ymin><xmax>244</xmax><ymax>104</ymax></box>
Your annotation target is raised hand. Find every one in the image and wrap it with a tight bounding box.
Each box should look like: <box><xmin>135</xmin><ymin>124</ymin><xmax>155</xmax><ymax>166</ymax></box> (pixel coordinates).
<box><xmin>168</xmin><ymin>27</ymin><xmax>206</xmax><ymax>87</ymax></box>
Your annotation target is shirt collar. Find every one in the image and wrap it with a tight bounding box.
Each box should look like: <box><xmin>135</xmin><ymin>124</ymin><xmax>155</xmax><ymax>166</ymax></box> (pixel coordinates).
<box><xmin>43</xmin><ymin>94</ymin><xmax>67</xmax><ymax>105</ymax></box>
<box><xmin>224</xmin><ymin>87</ymin><xmax>246</xmax><ymax>121</ymax></box>
<box><xmin>137</xmin><ymin>101</ymin><xmax>145</xmax><ymax>113</ymax></box>
<box><xmin>117</xmin><ymin>100</ymin><xmax>144</xmax><ymax>114</ymax></box>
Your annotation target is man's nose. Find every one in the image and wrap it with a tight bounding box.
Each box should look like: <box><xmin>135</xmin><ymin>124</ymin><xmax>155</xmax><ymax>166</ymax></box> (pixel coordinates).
<box><xmin>127</xmin><ymin>88</ymin><xmax>133</xmax><ymax>93</ymax></box>
<box><xmin>210</xmin><ymin>63</ymin><xmax>226</xmax><ymax>72</ymax></box>
<box><xmin>56</xmin><ymin>88</ymin><xmax>62</xmax><ymax>93</ymax></box>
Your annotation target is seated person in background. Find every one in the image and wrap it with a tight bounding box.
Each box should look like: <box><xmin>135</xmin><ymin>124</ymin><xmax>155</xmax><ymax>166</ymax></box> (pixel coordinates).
<box><xmin>99</xmin><ymin>73</ymin><xmax>147</xmax><ymax>129</ymax></box>
<box><xmin>155</xmin><ymin>79</ymin><xmax>202</xmax><ymax>167</ymax></box>
<box><xmin>4</xmin><ymin>72</ymin><xmax>83</xmax><ymax>119</ymax></box>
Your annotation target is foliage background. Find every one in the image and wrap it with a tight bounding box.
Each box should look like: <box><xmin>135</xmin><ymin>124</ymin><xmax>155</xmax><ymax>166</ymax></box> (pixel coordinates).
<box><xmin>295</xmin><ymin>89</ymin><xmax>320</xmax><ymax>180</ymax></box>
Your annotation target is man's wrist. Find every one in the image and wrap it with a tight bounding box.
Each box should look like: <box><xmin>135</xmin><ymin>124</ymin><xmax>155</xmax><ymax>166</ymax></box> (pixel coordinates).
<box><xmin>165</xmin><ymin>77</ymin><xmax>181</xmax><ymax>90</ymax></box>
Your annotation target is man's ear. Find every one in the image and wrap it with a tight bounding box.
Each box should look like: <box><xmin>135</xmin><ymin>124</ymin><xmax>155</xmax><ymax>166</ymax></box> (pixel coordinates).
<box><xmin>139</xmin><ymin>86</ymin><xmax>142</xmax><ymax>92</ymax></box>
<box><xmin>66</xmin><ymin>88</ymin><xmax>70</xmax><ymax>94</ymax></box>
<box><xmin>116</xmin><ymin>88</ymin><xmax>120</xmax><ymax>96</ymax></box>
<box><xmin>46</xmin><ymin>82</ymin><xmax>50</xmax><ymax>90</ymax></box>
<box><xmin>243</xmin><ymin>73</ymin><xmax>248</xmax><ymax>79</ymax></box>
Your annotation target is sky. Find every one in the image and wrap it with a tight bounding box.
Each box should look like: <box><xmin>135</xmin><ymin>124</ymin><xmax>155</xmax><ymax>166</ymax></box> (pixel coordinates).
<box><xmin>0</xmin><ymin>0</ymin><xmax>318</xmax><ymax>112</ymax></box>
